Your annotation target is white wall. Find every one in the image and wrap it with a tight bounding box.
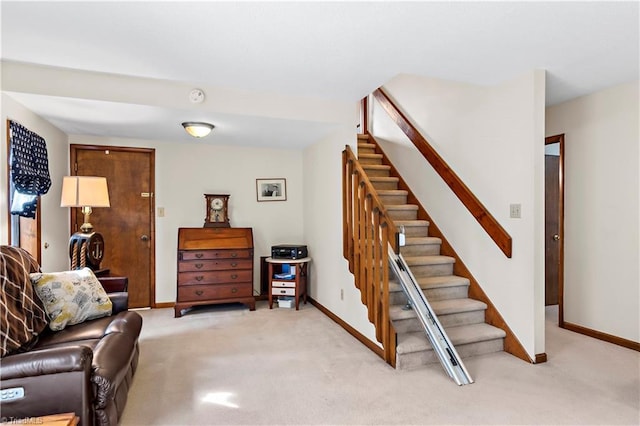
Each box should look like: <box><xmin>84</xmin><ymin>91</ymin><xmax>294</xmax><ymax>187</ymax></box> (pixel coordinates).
<box><xmin>302</xmin><ymin>124</ymin><xmax>379</xmax><ymax>345</ymax></box>
<box><xmin>546</xmin><ymin>80</ymin><xmax>639</xmax><ymax>343</ymax></box>
<box><xmin>370</xmin><ymin>71</ymin><xmax>547</xmax><ymax>358</ymax></box>
<box><xmin>68</xmin><ymin>135</ymin><xmax>305</xmax><ymax>303</ymax></box>
<box><xmin>1</xmin><ymin>94</ymin><xmax>70</xmax><ymax>272</ymax></box>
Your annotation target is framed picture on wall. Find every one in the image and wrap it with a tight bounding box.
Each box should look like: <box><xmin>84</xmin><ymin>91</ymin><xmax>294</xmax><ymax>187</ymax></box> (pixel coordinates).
<box><xmin>256</xmin><ymin>178</ymin><xmax>286</xmax><ymax>202</ymax></box>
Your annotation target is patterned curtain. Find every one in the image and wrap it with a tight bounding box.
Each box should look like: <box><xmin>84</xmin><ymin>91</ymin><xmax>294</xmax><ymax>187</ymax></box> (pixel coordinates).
<box><xmin>9</xmin><ymin>121</ymin><xmax>51</xmax><ymax>218</ymax></box>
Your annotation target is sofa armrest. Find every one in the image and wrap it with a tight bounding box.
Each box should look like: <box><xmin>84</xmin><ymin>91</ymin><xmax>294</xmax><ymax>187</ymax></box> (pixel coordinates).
<box><xmin>108</xmin><ymin>292</ymin><xmax>129</xmax><ymax>314</ymax></box>
<box><xmin>1</xmin><ymin>345</ymin><xmax>93</xmax><ymax>379</ymax></box>
<box><xmin>98</xmin><ymin>276</ymin><xmax>128</xmax><ymax>292</ymax></box>
<box><xmin>0</xmin><ymin>346</ymin><xmax>94</xmax><ymax>423</ymax></box>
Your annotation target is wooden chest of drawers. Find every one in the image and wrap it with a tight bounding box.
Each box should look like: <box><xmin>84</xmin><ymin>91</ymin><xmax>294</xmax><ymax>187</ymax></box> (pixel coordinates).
<box><xmin>175</xmin><ymin>227</ymin><xmax>255</xmax><ymax>317</ymax></box>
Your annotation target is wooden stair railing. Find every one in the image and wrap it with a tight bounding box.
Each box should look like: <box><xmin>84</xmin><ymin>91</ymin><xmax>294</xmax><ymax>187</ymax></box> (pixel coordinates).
<box><xmin>342</xmin><ymin>145</ymin><xmax>397</xmax><ymax>366</ymax></box>
<box><xmin>372</xmin><ymin>88</ymin><xmax>513</xmax><ymax>258</ymax></box>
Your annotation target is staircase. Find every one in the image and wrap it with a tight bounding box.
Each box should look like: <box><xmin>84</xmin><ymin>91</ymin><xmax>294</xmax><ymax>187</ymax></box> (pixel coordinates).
<box><xmin>357</xmin><ymin>134</ymin><xmax>506</xmax><ymax>370</ymax></box>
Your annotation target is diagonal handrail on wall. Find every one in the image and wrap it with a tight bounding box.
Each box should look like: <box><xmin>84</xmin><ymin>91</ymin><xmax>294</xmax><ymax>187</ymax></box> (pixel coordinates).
<box><xmin>342</xmin><ymin>145</ymin><xmax>397</xmax><ymax>366</ymax></box>
<box><xmin>372</xmin><ymin>88</ymin><xmax>513</xmax><ymax>258</ymax></box>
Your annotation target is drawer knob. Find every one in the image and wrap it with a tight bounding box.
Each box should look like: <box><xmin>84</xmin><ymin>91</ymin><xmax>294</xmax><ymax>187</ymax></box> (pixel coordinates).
<box><xmin>231</xmin><ymin>253</ymin><xmax>238</xmax><ymax>258</ymax></box>
<box><xmin>195</xmin><ymin>276</ymin><xmax>204</xmax><ymax>281</ymax></box>
<box><xmin>231</xmin><ymin>262</ymin><xmax>238</xmax><ymax>267</ymax></box>
<box><xmin>195</xmin><ymin>253</ymin><xmax>203</xmax><ymax>259</ymax></box>
<box><xmin>231</xmin><ymin>274</ymin><xmax>238</xmax><ymax>279</ymax></box>
<box><xmin>195</xmin><ymin>290</ymin><xmax>204</xmax><ymax>296</ymax></box>
<box><xmin>231</xmin><ymin>287</ymin><xmax>238</xmax><ymax>294</ymax></box>
<box><xmin>280</xmin><ymin>290</ymin><xmax>286</xmax><ymax>294</ymax></box>
<box><xmin>195</xmin><ymin>263</ymin><xmax>203</xmax><ymax>269</ymax></box>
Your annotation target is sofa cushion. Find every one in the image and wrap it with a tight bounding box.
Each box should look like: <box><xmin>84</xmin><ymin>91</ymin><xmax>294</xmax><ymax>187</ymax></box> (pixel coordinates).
<box><xmin>31</xmin><ymin>268</ymin><xmax>113</xmax><ymax>331</ymax></box>
<box><xmin>34</xmin><ymin>311</ymin><xmax>141</xmax><ymax>349</ymax></box>
<box><xmin>0</xmin><ymin>246</ymin><xmax>48</xmax><ymax>357</ymax></box>
<box><xmin>35</xmin><ymin>316</ymin><xmax>116</xmax><ymax>348</ymax></box>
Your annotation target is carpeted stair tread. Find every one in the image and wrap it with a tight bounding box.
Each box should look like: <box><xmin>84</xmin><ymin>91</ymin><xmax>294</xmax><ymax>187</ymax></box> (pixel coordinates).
<box><xmin>386</xmin><ymin>204</ymin><xmax>419</xmax><ymax>210</ymax></box>
<box><xmin>417</xmin><ymin>275</ymin><xmax>470</xmax><ymax>289</ymax></box>
<box><xmin>430</xmin><ymin>298</ymin><xmax>487</xmax><ymax>314</ymax></box>
<box><xmin>394</xmin><ymin>219</ymin><xmax>430</xmax><ymax>227</ymax></box>
<box><xmin>390</xmin><ymin>298</ymin><xmax>486</xmax><ymax>321</ymax></box>
<box><xmin>369</xmin><ymin>176</ymin><xmax>399</xmax><ymax>183</ymax></box>
<box><xmin>359</xmin><ymin>153</ymin><xmax>383</xmax><ymax>160</ymax></box>
<box><xmin>404</xmin><ymin>255</ymin><xmax>456</xmax><ymax>265</ymax></box>
<box><xmin>377</xmin><ymin>189</ymin><xmax>409</xmax><ymax>196</ymax></box>
<box><xmin>361</xmin><ymin>164</ymin><xmax>390</xmax><ymax>170</ymax></box>
<box><xmin>388</xmin><ymin>275</ymin><xmax>469</xmax><ymax>294</ymax></box>
<box><xmin>358</xmin><ymin>142</ymin><xmax>375</xmax><ymax>147</ymax></box>
<box><xmin>396</xmin><ymin>323</ymin><xmax>506</xmax><ymax>354</ymax></box>
<box><xmin>389</xmin><ymin>304</ymin><xmax>420</xmax><ymax>321</ymax></box>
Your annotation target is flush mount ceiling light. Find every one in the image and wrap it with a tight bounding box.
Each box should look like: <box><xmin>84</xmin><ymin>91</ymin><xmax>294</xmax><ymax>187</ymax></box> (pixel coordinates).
<box><xmin>182</xmin><ymin>122</ymin><xmax>215</xmax><ymax>138</ymax></box>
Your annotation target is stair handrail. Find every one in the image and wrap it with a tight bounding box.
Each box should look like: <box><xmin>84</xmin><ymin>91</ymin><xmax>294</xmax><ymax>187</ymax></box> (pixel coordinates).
<box><xmin>372</xmin><ymin>88</ymin><xmax>513</xmax><ymax>258</ymax></box>
<box><xmin>342</xmin><ymin>144</ymin><xmax>398</xmax><ymax>365</ymax></box>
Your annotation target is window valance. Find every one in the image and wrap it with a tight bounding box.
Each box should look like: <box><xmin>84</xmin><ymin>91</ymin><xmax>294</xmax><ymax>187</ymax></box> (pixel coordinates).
<box><xmin>9</xmin><ymin>121</ymin><xmax>51</xmax><ymax>218</ymax></box>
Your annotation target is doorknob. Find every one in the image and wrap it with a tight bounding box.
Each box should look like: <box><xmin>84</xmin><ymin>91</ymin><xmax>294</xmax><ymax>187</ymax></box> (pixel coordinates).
<box><xmin>141</xmin><ymin>235</ymin><xmax>149</xmax><ymax>241</ymax></box>
<box><xmin>553</xmin><ymin>234</ymin><xmax>560</xmax><ymax>241</ymax></box>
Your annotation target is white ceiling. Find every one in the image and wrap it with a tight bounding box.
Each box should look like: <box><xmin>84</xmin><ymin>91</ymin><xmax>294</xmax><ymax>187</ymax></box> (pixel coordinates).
<box><xmin>2</xmin><ymin>1</ymin><xmax>638</xmax><ymax>148</ymax></box>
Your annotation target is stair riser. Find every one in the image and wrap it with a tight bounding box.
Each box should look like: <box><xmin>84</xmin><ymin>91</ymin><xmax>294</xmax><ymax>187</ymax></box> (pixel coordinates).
<box><xmin>371</xmin><ymin>181</ymin><xmax>399</xmax><ymax>191</ymax></box>
<box><xmin>407</xmin><ymin>263</ymin><xmax>454</xmax><ymax>277</ymax></box>
<box><xmin>389</xmin><ymin>290</ymin><xmax>409</xmax><ymax>306</ymax></box>
<box><xmin>389</xmin><ymin>283</ymin><xmax>469</xmax><ymax>305</ymax></box>
<box><xmin>393</xmin><ymin>310</ymin><xmax>486</xmax><ymax>333</ymax></box>
<box><xmin>395</xmin><ymin>338</ymin><xmax>505</xmax><ymax>370</ymax></box>
<box><xmin>363</xmin><ymin>168</ymin><xmax>390</xmax><ymax>177</ymax></box>
<box><xmin>400</xmin><ymin>243</ymin><xmax>441</xmax><ymax>256</ymax></box>
<box><xmin>379</xmin><ymin>194</ymin><xmax>408</xmax><ymax>205</ymax></box>
<box><xmin>387</xmin><ymin>209</ymin><xmax>418</xmax><ymax>221</ymax></box>
<box><xmin>357</xmin><ymin>143</ymin><xmax>376</xmax><ymax>153</ymax></box>
<box><xmin>423</xmin><ymin>285</ymin><xmax>469</xmax><ymax>301</ymax></box>
<box><xmin>359</xmin><ymin>157</ymin><xmax>383</xmax><ymax>165</ymax></box>
<box><xmin>401</xmin><ymin>225</ymin><xmax>430</xmax><ymax>237</ymax></box>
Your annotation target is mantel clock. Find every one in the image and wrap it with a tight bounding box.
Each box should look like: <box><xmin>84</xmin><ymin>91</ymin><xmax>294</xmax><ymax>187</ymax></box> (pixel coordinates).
<box><xmin>204</xmin><ymin>194</ymin><xmax>230</xmax><ymax>228</ymax></box>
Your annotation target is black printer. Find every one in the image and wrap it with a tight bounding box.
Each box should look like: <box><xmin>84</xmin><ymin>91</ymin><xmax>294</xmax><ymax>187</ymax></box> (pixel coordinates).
<box><xmin>271</xmin><ymin>245</ymin><xmax>308</xmax><ymax>260</ymax></box>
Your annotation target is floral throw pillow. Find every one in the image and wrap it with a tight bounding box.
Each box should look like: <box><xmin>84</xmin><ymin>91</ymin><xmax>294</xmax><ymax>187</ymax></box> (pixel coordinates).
<box><xmin>30</xmin><ymin>268</ymin><xmax>113</xmax><ymax>331</ymax></box>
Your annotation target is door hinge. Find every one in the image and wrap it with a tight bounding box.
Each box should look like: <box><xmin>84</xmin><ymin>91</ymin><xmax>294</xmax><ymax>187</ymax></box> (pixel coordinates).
<box><xmin>74</xmin><ymin>163</ymin><xmax>78</xmax><ymax>172</ymax></box>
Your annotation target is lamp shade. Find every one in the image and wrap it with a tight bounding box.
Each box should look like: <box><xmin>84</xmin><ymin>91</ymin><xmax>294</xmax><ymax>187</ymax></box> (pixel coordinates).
<box><xmin>60</xmin><ymin>176</ymin><xmax>110</xmax><ymax>207</ymax></box>
<box><xmin>182</xmin><ymin>122</ymin><xmax>214</xmax><ymax>138</ymax></box>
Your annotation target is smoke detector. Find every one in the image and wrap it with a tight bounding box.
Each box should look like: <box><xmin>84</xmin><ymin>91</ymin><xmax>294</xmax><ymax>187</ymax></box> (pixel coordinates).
<box><xmin>189</xmin><ymin>89</ymin><xmax>205</xmax><ymax>104</ymax></box>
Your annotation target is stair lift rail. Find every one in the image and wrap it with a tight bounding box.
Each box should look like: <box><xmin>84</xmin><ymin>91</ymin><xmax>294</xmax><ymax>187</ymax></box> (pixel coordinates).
<box><xmin>387</xmin><ymin>244</ymin><xmax>474</xmax><ymax>385</ymax></box>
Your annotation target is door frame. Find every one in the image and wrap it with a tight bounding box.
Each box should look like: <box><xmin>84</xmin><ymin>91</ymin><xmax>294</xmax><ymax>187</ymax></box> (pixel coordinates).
<box><xmin>545</xmin><ymin>134</ymin><xmax>565</xmax><ymax>326</ymax></box>
<box><xmin>70</xmin><ymin>144</ymin><xmax>156</xmax><ymax>307</ymax></box>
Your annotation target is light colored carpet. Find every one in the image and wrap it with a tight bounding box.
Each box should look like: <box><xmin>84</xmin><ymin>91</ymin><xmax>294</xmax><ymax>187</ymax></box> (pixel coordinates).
<box><xmin>120</xmin><ymin>302</ymin><xmax>639</xmax><ymax>425</ymax></box>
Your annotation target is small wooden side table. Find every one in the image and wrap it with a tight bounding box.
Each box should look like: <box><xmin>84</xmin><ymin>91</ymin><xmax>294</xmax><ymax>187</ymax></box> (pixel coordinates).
<box><xmin>266</xmin><ymin>257</ymin><xmax>311</xmax><ymax>310</ymax></box>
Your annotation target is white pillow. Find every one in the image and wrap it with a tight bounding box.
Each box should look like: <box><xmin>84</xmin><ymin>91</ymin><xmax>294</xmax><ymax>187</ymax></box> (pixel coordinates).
<box><xmin>31</xmin><ymin>268</ymin><xmax>113</xmax><ymax>331</ymax></box>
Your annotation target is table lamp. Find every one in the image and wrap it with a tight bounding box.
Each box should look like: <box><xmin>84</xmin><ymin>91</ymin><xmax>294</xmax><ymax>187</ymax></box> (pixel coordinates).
<box><xmin>60</xmin><ymin>176</ymin><xmax>110</xmax><ymax>270</ymax></box>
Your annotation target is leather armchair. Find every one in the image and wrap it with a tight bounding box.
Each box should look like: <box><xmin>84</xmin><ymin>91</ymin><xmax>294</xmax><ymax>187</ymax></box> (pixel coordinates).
<box><xmin>0</xmin><ymin>247</ymin><xmax>142</xmax><ymax>426</ymax></box>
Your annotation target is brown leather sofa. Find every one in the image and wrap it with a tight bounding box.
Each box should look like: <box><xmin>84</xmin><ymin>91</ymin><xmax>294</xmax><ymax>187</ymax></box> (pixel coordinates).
<box><xmin>0</xmin><ymin>246</ymin><xmax>142</xmax><ymax>426</ymax></box>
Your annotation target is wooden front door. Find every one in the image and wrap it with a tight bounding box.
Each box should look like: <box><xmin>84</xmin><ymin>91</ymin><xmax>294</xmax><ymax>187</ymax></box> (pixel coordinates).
<box><xmin>71</xmin><ymin>145</ymin><xmax>155</xmax><ymax>308</ymax></box>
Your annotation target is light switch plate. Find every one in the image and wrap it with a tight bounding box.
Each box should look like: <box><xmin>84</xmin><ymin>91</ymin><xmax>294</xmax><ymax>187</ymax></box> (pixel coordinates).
<box><xmin>510</xmin><ymin>204</ymin><xmax>522</xmax><ymax>218</ymax></box>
